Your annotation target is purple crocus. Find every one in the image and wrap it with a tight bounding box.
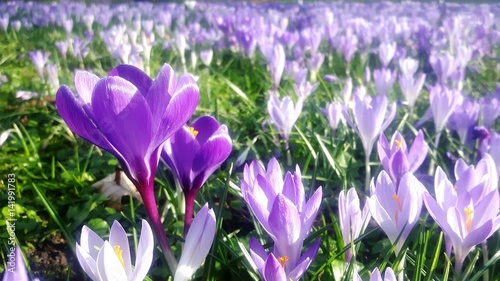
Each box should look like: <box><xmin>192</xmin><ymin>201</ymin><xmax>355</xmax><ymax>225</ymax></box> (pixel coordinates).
<box><xmin>267</xmin><ymin>92</ymin><xmax>303</xmax><ymax>142</ymax></box>
<box><xmin>265</xmin><ymin>44</ymin><xmax>286</xmax><ymax>92</ymax></box>
<box><xmin>398</xmin><ymin>73</ymin><xmax>426</xmax><ymax>111</ymax></box>
<box><xmin>448</xmin><ymin>97</ymin><xmax>479</xmax><ymax>145</ymax></box>
<box><xmin>479</xmin><ymin>132</ymin><xmax>500</xmax><ymax>176</ymax></box>
<box><xmin>241</xmin><ymin>158</ymin><xmax>322</xmax><ymax>279</ymax></box>
<box><xmin>424</xmin><ymin>154</ymin><xmax>500</xmax><ymax>275</ymax></box>
<box><xmin>398</xmin><ymin>57</ymin><xmax>419</xmax><ymax>78</ymax></box>
<box><xmin>56</xmin><ymin>63</ymin><xmax>199</xmax><ymax>272</ymax></box>
<box><xmin>322</xmin><ymin>101</ymin><xmax>343</xmax><ymax>136</ymax></box>
<box><xmin>429</xmin><ymin>84</ymin><xmax>460</xmax><ymax>134</ymax></box>
<box><xmin>368</xmin><ymin>171</ymin><xmax>425</xmax><ymax>255</ymax></box>
<box><xmin>338</xmin><ymin>188</ymin><xmax>370</xmax><ymax>263</ymax></box>
<box><xmin>162</xmin><ymin>116</ymin><xmax>232</xmax><ymax>234</ymax></box>
<box><xmin>2</xmin><ymin>245</ymin><xmax>38</xmax><ymax>281</ymax></box>
<box><xmin>377</xmin><ymin>130</ymin><xmax>428</xmax><ymax>187</ymax></box>
<box><xmin>29</xmin><ymin>50</ymin><xmax>50</xmax><ymax>80</ymax></box>
<box><xmin>378</xmin><ymin>42</ymin><xmax>397</xmax><ymax>68</ymax></box>
<box><xmin>429</xmin><ymin>52</ymin><xmax>456</xmax><ymax>85</ymax></box>
<box><xmin>373</xmin><ymin>68</ymin><xmax>397</xmax><ymax>96</ymax></box>
<box><xmin>249</xmin><ymin>238</ymin><xmax>321</xmax><ymax>281</ymax></box>
<box><xmin>354</xmin><ymin>267</ymin><xmax>396</xmax><ymax>281</ymax></box>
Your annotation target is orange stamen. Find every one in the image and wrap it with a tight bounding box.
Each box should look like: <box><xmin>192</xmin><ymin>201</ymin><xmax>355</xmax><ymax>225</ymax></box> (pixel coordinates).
<box><xmin>277</xmin><ymin>256</ymin><xmax>288</xmax><ymax>268</ymax></box>
<box><xmin>465</xmin><ymin>207</ymin><xmax>474</xmax><ymax>233</ymax></box>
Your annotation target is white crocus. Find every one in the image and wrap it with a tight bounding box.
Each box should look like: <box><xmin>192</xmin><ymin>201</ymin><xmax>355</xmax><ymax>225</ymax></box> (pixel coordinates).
<box><xmin>174</xmin><ymin>204</ymin><xmax>216</xmax><ymax>281</ymax></box>
<box><xmin>76</xmin><ymin>220</ymin><xmax>153</xmax><ymax>281</ymax></box>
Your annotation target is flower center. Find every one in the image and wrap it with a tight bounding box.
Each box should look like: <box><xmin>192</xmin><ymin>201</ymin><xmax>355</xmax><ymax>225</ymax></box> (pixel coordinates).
<box><xmin>395</xmin><ymin>139</ymin><xmax>403</xmax><ymax>150</ymax></box>
<box><xmin>188</xmin><ymin>126</ymin><xmax>199</xmax><ymax>138</ymax></box>
<box><xmin>114</xmin><ymin>245</ymin><xmax>125</xmax><ymax>268</ymax></box>
<box><xmin>464</xmin><ymin>207</ymin><xmax>474</xmax><ymax>233</ymax></box>
<box><xmin>277</xmin><ymin>256</ymin><xmax>288</xmax><ymax>268</ymax></box>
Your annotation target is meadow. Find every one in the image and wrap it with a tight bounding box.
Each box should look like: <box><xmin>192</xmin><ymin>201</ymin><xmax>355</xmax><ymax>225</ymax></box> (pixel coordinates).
<box><xmin>1</xmin><ymin>1</ymin><xmax>500</xmax><ymax>280</ymax></box>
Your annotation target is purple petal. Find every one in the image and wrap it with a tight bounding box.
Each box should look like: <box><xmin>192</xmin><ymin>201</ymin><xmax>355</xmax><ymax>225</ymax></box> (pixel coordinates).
<box><xmin>108</xmin><ymin>64</ymin><xmax>153</xmax><ymax>96</ymax></box>
<box><xmin>192</xmin><ymin>125</ymin><xmax>232</xmax><ymax>175</ymax></box>
<box><xmin>263</xmin><ymin>254</ymin><xmax>287</xmax><ymax>281</ymax></box>
<box><xmin>109</xmin><ymin>221</ymin><xmax>132</xmax><ymax>276</ymax></box>
<box><xmin>288</xmin><ymin>239</ymin><xmax>321</xmax><ymax>281</ymax></box>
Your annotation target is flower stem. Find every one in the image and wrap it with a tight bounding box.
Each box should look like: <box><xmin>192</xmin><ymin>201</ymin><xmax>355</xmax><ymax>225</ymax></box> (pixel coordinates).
<box><xmin>183</xmin><ymin>191</ymin><xmax>196</xmax><ymax>237</ymax></box>
<box><xmin>141</xmin><ymin>185</ymin><xmax>178</xmax><ymax>274</ymax></box>
<box><xmin>482</xmin><ymin>241</ymin><xmax>489</xmax><ymax>281</ymax></box>
<box><xmin>398</xmin><ymin>251</ymin><xmax>406</xmax><ymax>281</ymax></box>
<box><xmin>285</xmin><ymin>141</ymin><xmax>292</xmax><ymax>166</ymax></box>
<box><xmin>365</xmin><ymin>152</ymin><xmax>371</xmax><ymax>194</ymax></box>
<box><xmin>428</xmin><ymin>131</ymin><xmax>442</xmax><ymax>176</ymax></box>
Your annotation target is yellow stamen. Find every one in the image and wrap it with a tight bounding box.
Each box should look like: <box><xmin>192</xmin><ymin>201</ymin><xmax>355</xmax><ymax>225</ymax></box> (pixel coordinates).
<box><xmin>395</xmin><ymin>139</ymin><xmax>403</xmax><ymax>150</ymax></box>
<box><xmin>114</xmin><ymin>245</ymin><xmax>126</xmax><ymax>268</ymax></box>
<box><xmin>453</xmin><ymin>185</ymin><xmax>458</xmax><ymax>190</ymax></box>
<box><xmin>188</xmin><ymin>126</ymin><xmax>199</xmax><ymax>138</ymax></box>
<box><xmin>277</xmin><ymin>256</ymin><xmax>288</xmax><ymax>268</ymax></box>
<box><xmin>465</xmin><ymin>207</ymin><xmax>474</xmax><ymax>233</ymax></box>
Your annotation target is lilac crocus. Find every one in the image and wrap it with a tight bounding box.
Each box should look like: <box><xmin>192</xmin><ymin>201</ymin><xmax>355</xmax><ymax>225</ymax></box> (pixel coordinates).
<box><xmin>378</xmin><ymin>42</ymin><xmax>397</xmax><ymax>68</ymax></box>
<box><xmin>29</xmin><ymin>50</ymin><xmax>50</xmax><ymax>80</ymax></box>
<box><xmin>429</xmin><ymin>52</ymin><xmax>456</xmax><ymax>85</ymax></box>
<box><xmin>429</xmin><ymin>84</ymin><xmax>460</xmax><ymax>134</ymax></box>
<box><xmin>322</xmin><ymin>101</ymin><xmax>343</xmax><ymax>136</ymax></box>
<box><xmin>448</xmin><ymin>97</ymin><xmax>479</xmax><ymax>145</ymax></box>
<box><xmin>354</xmin><ymin>267</ymin><xmax>396</xmax><ymax>281</ymax></box>
<box><xmin>241</xmin><ymin>158</ymin><xmax>322</xmax><ymax>279</ymax></box>
<box><xmin>399</xmin><ymin>57</ymin><xmax>419</xmax><ymax>78</ymax></box>
<box><xmin>200</xmin><ymin>49</ymin><xmax>213</xmax><ymax>66</ymax></box>
<box><xmin>174</xmin><ymin>204</ymin><xmax>216</xmax><ymax>281</ymax></box>
<box><xmin>267</xmin><ymin>44</ymin><xmax>286</xmax><ymax>91</ymax></box>
<box><xmin>377</xmin><ymin>130</ymin><xmax>428</xmax><ymax>186</ymax></box>
<box><xmin>373</xmin><ymin>68</ymin><xmax>397</xmax><ymax>96</ymax></box>
<box><xmin>424</xmin><ymin>154</ymin><xmax>500</xmax><ymax>275</ymax></box>
<box><xmin>76</xmin><ymin>220</ymin><xmax>154</xmax><ymax>281</ymax></box>
<box><xmin>368</xmin><ymin>171</ymin><xmax>425</xmax><ymax>255</ymax></box>
<box><xmin>398</xmin><ymin>73</ymin><xmax>426</xmax><ymax>111</ymax></box>
<box><xmin>249</xmin><ymin>238</ymin><xmax>321</xmax><ymax>281</ymax></box>
<box><xmin>338</xmin><ymin>188</ymin><xmax>370</xmax><ymax>263</ymax></box>
<box><xmin>344</xmin><ymin>94</ymin><xmax>396</xmax><ymax>158</ymax></box>
<box><xmin>479</xmin><ymin>132</ymin><xmax>500</xmax><ymax>176</ymax></box>
<box><xmin>2</xmin><ymin>245</ymin><xmax>38</xmax><ymax>281</ymax></box>
<box><xmin>267</xmin><ymin>92</ymin><xmax>303</xmax><ymax>141</ymax></box>
<box><xmin>56</xmin><ymin>64</ymin><xmax>199</xmax><ymax>272</ymax></box>
<box><xmin>162</xmin><ymin>116</ymin><xmax>232</xmax><ymax>234</ymax></box>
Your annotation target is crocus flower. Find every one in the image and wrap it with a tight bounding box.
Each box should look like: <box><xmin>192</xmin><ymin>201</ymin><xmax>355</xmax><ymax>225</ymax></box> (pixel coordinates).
<box><xmin>424</xmin><ymin>154</ymin><xmax>500</xmax><ymax>274</ymax></box>
<box><xmin>429</xmin><ymin>84</ymin><xmax>460</xmax><ymax>134</ymax></box>
<box><xmin>267</xmin><ymin>92</ymin><xmax>303</xmax><ymax>141</ymax></box>
<box><xmin>2</xmin><ymin>245</ymin><xmax>39</xmax><ymax>281</ymax></box>
<box><xmin>293</xmin><ymin>80</ymin><xmax>317</xmax><ymax>102</ymax></box>
<box><xmin>249</xmin><ymin>238</ymin><xmax>321</xmax><ymax>281</ymax></box>
<box><xmin>338</xmin><ymin>188</ymin><xmax>371</xmax><ymax>263</ymax></box>
<box><xmin>322</xmin><ymin>101</ymin><xmax>343</xmax><ymax>136</ymax></box>
<box><xmin>398</xmin><ymin>73</ymin><xmax>425</xmax><ymax>111</ymax></box>
<box><xmin>479</xmin><ymin>131</ymin><xmax>500</xmax><ymax>176</ymax></box>
<box><xmin>368</xmin><ymin>171</ymin><xmax>425</xmax><ymax>255</ymax></box>
<box><xmin>162</xmin><ymin>116</ymin><xmax>232</xmax><ymax>234</ymax></box>
<box><xmin>399</xmin><ymin>57</ymin><xmax>419</xmax><ymax>78</ymax></box>
<box><xmin>174</xmin><ymin>204</ymin><xmax>216</xmax><ymax>281</ymax></box>
<box><xmin>354</xmin><ymin>267</ymin><xmax>396</xmax><ymax>281</ymax></box>
<box><xmin>479</xmin><ymin>92</ymin><xmax>500</xmax><ymax>129</ymax></box>
<box><xmin>378</xmin><ymin>42</ymin><xmax>397</xmax><ymax>68</ymax></box>
<box><xmin>429</xmin><ymin>52</ymin><xmax>456</xmax><ymax>85</ymax></box>
<box><xmin>241</xmin><ymin>158</ymin><xmax>322</xmax><ymax>277</ymax></box>
<box><xmin>267</xmin><ymin>44</ymin><xmax>286</xmax><ymax>91</ymax></box>
<box><xmin>377</xmin><ymin>130</ymin><xmax>428</xmax><ymax>187</ymax></box>
<box><xmin>56</xmin><ymin>63</ymin><xmax>199</xmax><ymax>271</ymax></box>
<box><xmin>29</xmin><ymin>50</ymin><xmax>49</xmax><ymax>80</ymax></box>
<box><xmin>373</xmin><ymin>68</ymin><xmax>397</xmax><ymax>96</ymax></box>
<box><xmin>76</xmin><ymin>220</ymin><xmax>154</xmax><ymax>281</ymax></box>
<box><xmin>448</xmin><ymin>97</ymin><xmax>479</xmax><ymax>145</ymax></box>
<box><xmin>0</xmin><ymin>129</ymin><xmax>12</xmax><ymax>147</ymax></box>
<box><xmin>343</xmin><ymin>94</ymin><xmax>396</xmax><ymax>160</ymax></box>
<box><xmin>199</xmin><ymin>49</ymin><xmax>213</xmax><ymax>66</ymax></box>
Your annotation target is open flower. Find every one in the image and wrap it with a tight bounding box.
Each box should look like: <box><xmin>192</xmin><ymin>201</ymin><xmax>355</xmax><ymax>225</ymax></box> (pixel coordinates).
<box><xmin>368</xmin><ymin>171</ymin><xmax>425</xmax><ymax>255</ymax></box>
<box><xmin>76</xmin><ymin>220</ymin><xmax>154</xmax><ymax>281</ymax></box>
<box><xmin>377</xmin><ymin>130</ymin><xmax>428</xmax><ymax>187</ymax></box>
<box><xmin>241</xmin><ymin>158</ymin><xmax>322</xmax><ymax>278</ymax></box>
<box><xmin>162</xmin><ymin>116</ymin><xmax>231</xmax><ymax>234</ymax></box>
<box><xmin>267</xmin><ymin>92</ymin><xmax>303</xmax><ymax>141</ymax></box>
<box><xmin>424</xmin><ymin>154</ymin><xmax>500</xmax><ymax>274</ymax></box>
<box><xmin>56</xmin><ymin>63</ymin><xmax>199</xmax><ymax>271</ymax></box>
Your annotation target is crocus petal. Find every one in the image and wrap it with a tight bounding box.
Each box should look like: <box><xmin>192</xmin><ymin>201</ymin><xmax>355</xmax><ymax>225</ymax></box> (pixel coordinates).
<box><xmin>131</xmin><ymin>220</ymin><xmax>154</xmax><ymax>281</ymax></box>
<box><xmin>192</xmin><ymin>125</ymin><xmax>232</xmax><ymax>174</ymax></box>
<box><xmin>108</xmin><ymin>64</ymin><xmax>153</xmax><ymax>96</ymax></box>
<box><xmin>384</xmin><ymin>267</ymin><xmax>397</xmax><ymax>281</ymax></box>
<box><xmin>263</xmin><ymin>254</ymin><xmax>287</xmax><ymax>281</ymax></box>
<box><xmin>56</xmin><ymin>86</ymin><xmax>114</xmax><ymax>152</ymax></box>
<box><xmin>75</xmin><ymin>244</ymin><xmax>100</xmax><ymax>281</ymax></box>
<box><xmin>300</xmin><ymin>187</ymin><xmax>323</xmax><ymax>238</ymax></box>
<box><xmin>109</xmin><ymin>221</ymin><xmax>133</xmax><ymax>277</ymax></box>
<box><xmin>407</xmin><ymin>130</ymin><xmax>428</xmax><ymax>172</ymax></box>
<box><xmin>287</xmin><ymin>238</ymin><xmax>321</xmax><ymax>281</ymax></box>
<box><xmin>157</xmin><ymin>74</ymin><xmax>200</xmax><ymax>145</ymax></box>
<box><xmin>79</xmin><ymin>225</ymin><xmax>105</xmax><ymax>259</ymax></box>
<box><xmin>96</xmin><ymin>241</ymin><xmax>128</xmax><ymax>281</ymax></box>
<box><xmin>249</xmin><ymin>237</ymin><xmax>268</xmax><ymax>275</ymax></box>
<box><xmin>75</xmin><ymin>71</ymin><xmax>100</xmax><ymax>106</ymax></box>
<box><xmin>145</xmin><ymin>64</ymin><xmax>175</xmax><ymax>129</ymax></box>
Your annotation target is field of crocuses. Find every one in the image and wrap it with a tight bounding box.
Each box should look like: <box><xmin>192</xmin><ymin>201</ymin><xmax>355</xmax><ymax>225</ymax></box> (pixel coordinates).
<box><xmin>1</xmin><ymin>0</ymin><xmax>500</xmax><ymax>280</ymax></box>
